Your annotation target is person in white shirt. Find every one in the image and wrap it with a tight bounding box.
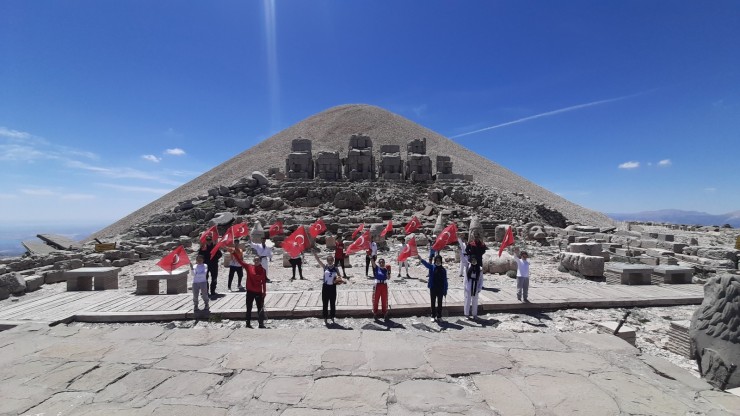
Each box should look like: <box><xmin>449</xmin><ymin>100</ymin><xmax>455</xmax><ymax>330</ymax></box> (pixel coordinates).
<box><xmin>250</xmin><ymin>239</ymin><xmax>273</xmax><ymax>282</ymax></box>
<box><xmin>512</xmin><ymin>247</ymin><xmax>530</xmax><ymax>302</ymax></box>
<box><xmin>365</xmin><ymin>236</ymin><xmax>378</xmax><ymax>277</ymax></box>
<box><xmin>191</xmin><ymin>255</ymin><xmax>209</xmax><ymax>312</ymax></box>
<box><xmin>458</xmin><ymin>236</ymin><xmax>469</xmax><ymax>278</ymax></box>
<box><xmin>464</xmin><ymin>256</ymin><xmax>483</xmax><ymax>318</ymax></box>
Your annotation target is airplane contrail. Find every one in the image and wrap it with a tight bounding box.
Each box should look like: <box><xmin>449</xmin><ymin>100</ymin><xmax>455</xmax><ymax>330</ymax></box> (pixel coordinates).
<box><xmin>449</xmin><ymin>91</ymin><xmax>648</xmax><ymax>139</ymax></box>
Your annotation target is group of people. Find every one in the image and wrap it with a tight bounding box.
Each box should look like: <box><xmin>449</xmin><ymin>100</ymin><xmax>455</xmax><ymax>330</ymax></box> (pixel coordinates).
<box><xmin>191</xmin><ymin>229</ymin><xmax>531</xmax><ymax>328</ymax></box>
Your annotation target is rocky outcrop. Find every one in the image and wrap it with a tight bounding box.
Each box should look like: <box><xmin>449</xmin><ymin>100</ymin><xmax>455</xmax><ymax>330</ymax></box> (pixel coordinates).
<box><xmin>690</xmin><ymin>274</ymin><xmax>740</xmax><ymax>390</ymax></box>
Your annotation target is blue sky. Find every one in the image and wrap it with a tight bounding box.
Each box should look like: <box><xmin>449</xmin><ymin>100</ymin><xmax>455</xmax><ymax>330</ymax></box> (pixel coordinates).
<box><xmin>1</xmin><ymin>1</ymin><xmax>738</xmax><ymax>227</ymax></box>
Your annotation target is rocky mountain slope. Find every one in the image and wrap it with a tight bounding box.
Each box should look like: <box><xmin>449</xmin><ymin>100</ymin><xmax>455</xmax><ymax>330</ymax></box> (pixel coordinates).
<box><xmin>90</xmin><ymin>104</ymin><xmax>613</xmax><ymax>240</ymax></box>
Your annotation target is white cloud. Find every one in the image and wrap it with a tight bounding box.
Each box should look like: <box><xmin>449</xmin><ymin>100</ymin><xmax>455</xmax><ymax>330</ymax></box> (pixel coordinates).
<box><xmin>65</xmin><ymin>160</ymin><xmax>183</xmax><ymax>185</ymax></box>
<box><xmin>165</xmin><ymin>148</ymin><xmax>186</xmax><ymax>156</ymax></box>
<box><xmin>142</xmin><ymin>154</ymin><xmax>162</xmax><ymax>163</ymax></box>
<box><xmin>0</xmin><ymin>127</ymin><xmax>32</xmax><ymax>140</ymax></box>
<box><xmin>704</xmin><ymin>187</ymin><xmax>717</xmax><ymax>193</ymax></box>
<box><xmin>0</xmin><ymin>144</ymin><xmax>51</xmax><ymax>161</ymax></box>
<box><xmin>60</xmin><ymin>193</ymin><xmax>96</xmax><ymax>200</ymax></box>
<box><xmin>618</xmin><ymin>161</ymin><xmax>640</xmax><ymax>169</ymax></box>
<box><xmin>97</xmin><ymin>183</ymin><xmax>173</xmax><ymax>194</ymax></box>
<box><xmin>20</xmin><ymin>188</ymin><xmax>59</xmax><ymax>196</ymax></box>
<box><xmin>658</xmin><ymin>159</ymin><xmax>672</xmax><ymax>167</ymax></box>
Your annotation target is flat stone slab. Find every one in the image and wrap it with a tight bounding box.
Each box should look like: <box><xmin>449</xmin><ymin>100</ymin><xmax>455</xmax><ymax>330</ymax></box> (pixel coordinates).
<box><xmin>37</xmin><ymin>233</ymin><xmax>81</xmax><ymax>250</ymax></box>
<box><xmin>1</xmin><ymin>325</ymin><xmax>738</xmax><ymax>415</ymax></box>
<box><xmin>22</xmin><ymin>239</ymin><xmax>58</xmax><ymax>256</ymax></box>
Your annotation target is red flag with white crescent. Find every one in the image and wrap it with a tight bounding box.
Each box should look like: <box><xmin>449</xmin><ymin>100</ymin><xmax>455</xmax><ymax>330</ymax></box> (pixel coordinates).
<box><xmin>432</xmin><ymin>223</ymin><xmax>458</xmax><ymax>251</ymax></box>
<box><xmin>230</xmin><ymin>222</ymin><xmax>249</xmax><ymax>239</ymax></box>
<box><xmin>346</xmin><ymin>230</ymin><xmax>371</xmax><ymax>255</ymax></box>
<box><xmin>309</xmin><ymin>218</ymin><xmax>327</xmax><ymax>238</ymax></box>
<box><xmin>268</xmin><ymin>220</ymin><xmax>284</xmax><ymax>237</ymax></box>
<box><xmin>282</xmin><ymin>226</ymin><xmax>310</xmax><ymax>258</ymax></box>
<box><xmin>157</xmin><ymin>245</ymin><xmax>191</xmax><ymax>273</ymax></box>
<box><xmin>380</xmin><ymin>220</ymin><xmax>393</xmax><ymax>237</ymax></box>
<box><xmin>404</xmin><ymin>216</ymin><xmax>421</xmax><ymax>234</ymax></box>
<box><xmin>351</xmin><ymin>223</ymin><xmax>365</xmax><ymax>239</ymax></box>
<box><xmin>199</xmin><ymin>225</ymin><xmax>219</xmax><ymax>245</ymax></box>
<box><xmin>212</xmin><ymin>229</ymin><xmax>234</xmax><ymax>257</ymax></box>
<box><xmin>498</xmin><ymin>226</ymin><xmax>515</xmax><ymax>257</ymax></box>
<box><xmin>397</xmin><ymin>237</ymin><xmax>418</xmax><ymax>262</ymax></box>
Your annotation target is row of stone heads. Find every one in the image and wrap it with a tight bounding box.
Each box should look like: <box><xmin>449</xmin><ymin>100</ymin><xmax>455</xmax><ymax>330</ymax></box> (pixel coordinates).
<box><xmin>283</xmin><ymin>136</ymin><xmax>468</xmax><ymax>181</ymax></box>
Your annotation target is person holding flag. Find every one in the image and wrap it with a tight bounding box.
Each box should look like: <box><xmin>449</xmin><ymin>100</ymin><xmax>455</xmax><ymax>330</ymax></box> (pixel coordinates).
<box><xmin>312</xmin><ymin>249</ymin><xmax>344</xmax><ymax>325</ymax></box>
<box><xmin>364</xmin><ymin>235</ymin><xmax>378</xmax><ymax>278</ymax></box>
<box><xmin>282</xmin><ymin>226</ymin><xmax>310</xmax><ymax>280</ymax></box>
<box><xmin>191</xmin><ymin>255</ymin><xmax>209</xmax><ymax>312</ymax></box>
<box><xmin>197</xmin><ymin>234</ymin><xmax>222</xmax><ymax>297</ymax></box>
<box><xmin>418</xmin><ymin>253</ymin><xmax>448</xmax><ymax>322</ymax></box>
<box><xmin>242</xmin><ymin>255</ymin><xmax>267</xmax><ymax>328</ymax></box>
<box><xmin>458</xmin><ymin>234</ymin><xmax>469</xmax><ymax>278</ymax></box>
<box><xmin>226</xmin><ymin>239</ymin><xmax>245</xmax><ymax>291</ymax></box>
<box><xmin>249</xmin><ymin>238</ymin><xmax>273</xmax><ymax>283</ymax></box>
<box><xmin>334</xmin><ymin>234</ymin><xmax>348</xmax><ymax>279</ymax></box>
<box><xmin>397</xmin><ymin>237</ymin><xmax>416</xmax><ymax>278</ymax></box>
<box><xmin>465</xmin><ymin>233</ymin><xmax>489</xmax><ymax>266</ymax></box>
<box><xmin>511</xmin><ymin>246</ymin><xmax>530</xmax><ymax>302</ymax></box>
<box><xmin>464</xmin><ymin>256</ymin><xmax>483</xmax><ymax>319</ymax></box>
<box><xmin>370</xmin><ymin>256</ymin><xmax>390</xmax><ymax>320</ymax></box>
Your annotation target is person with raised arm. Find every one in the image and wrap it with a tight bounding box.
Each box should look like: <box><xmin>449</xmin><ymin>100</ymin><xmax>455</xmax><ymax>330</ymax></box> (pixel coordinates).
<box><xmin>313</xmin><ymin>250</ymin><xmax>343</xmax><ymax>325</ymax></box>
<box><xmin>370</xmin><ymin>256</ymin><xmax>390</xmax><ymax>320</ymax></box>
<box><xmin>511</xmin><ymin>246</ymin><xmax>530</xmax><ymax>302</ymax></box>
<box><xmin>418</xmin><ymin>253</ymin><xmax>448</xmax><ymax>322</ymax></box>
<box><xmin>242</xmin><ymin>255</ymin><xmax>267</xmax><ymax>328</ymax></box>
<box><xmin>464</xmin><ymin>256</ymin><xmax>483</xmax><ymax>319</ymax></box>
<box><xmin>197</xmin><ymin>234</ymin><xmax>222</xmax><ymax>297</ymax></box>
<box><xmin>249</xmin><ymin>238</ymin><xmax>273</xmax><ymax>283</ymax></box>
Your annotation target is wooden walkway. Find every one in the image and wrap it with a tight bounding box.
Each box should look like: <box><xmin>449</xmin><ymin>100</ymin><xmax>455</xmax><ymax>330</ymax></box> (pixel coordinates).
<box><xmin>0</xmin><ymin>284</ymin><xmax>705</xmax><ymax>324</ymax></box>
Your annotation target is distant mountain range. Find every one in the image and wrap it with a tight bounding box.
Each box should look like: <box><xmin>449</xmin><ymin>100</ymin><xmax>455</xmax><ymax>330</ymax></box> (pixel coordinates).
<box><xmin>608</xmin><ymin>209</ymin><xmax>740</xmax><ymax>228</ymax></box>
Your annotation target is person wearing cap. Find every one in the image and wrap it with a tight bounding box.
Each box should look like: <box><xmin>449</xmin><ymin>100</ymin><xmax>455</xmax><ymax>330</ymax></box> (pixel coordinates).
<box><xmin>249</xmin><ymin>238</ymin><xmax>273</xmax><ymax>283</ymax></box>
<box><xmin>418</xmin><ymin>253</ymin><xmax>448</xmax><ymax>322</ymax></box>
<box><xmin>370</xmin><ymin>256</ymin><xmax>389</xmax><ymax>320</ymax></box>
<box><xmin>197</xmin><ymin>234</ymin><xmax>222</xmax><ymax>297</ymax></box>
<box><xmin>464</xmin><ymin>256</ymin><xmax>483</xmax><ymax>319</ymax></box>
<box><xmin>511</xmin><ymin>247</ymin><xmax>530</xmax><ymax>302</ymax></box>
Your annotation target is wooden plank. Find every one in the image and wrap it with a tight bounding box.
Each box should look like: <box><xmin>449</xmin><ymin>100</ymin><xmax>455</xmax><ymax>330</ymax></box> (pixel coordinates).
<box><xmin>0</xmin><ymin>292</ymin><xmax>94</xmax><ymax>319</ymax></box>
<box><xmin>336</xmin><ymin>290</ymin><xmax>349</xmax><ymax>308</ymax></box>
<box><xmin>264</xmin><ymin>293</ymin><xmax>283</xmax><ymax>308</ymax></box>
<box><xmin>295</xmin><ymin>291</ymin><xmax>311</xmax><ymax>308</ymax></box>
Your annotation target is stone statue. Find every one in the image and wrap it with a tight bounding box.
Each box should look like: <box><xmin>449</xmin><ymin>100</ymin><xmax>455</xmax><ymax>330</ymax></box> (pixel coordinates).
<box><xmin>285</xmin><ymin>138</ymin><xmax>314</xmax><ymax>179</ymax></box>
<box><xmin>690</xmin><ymin>274</ymin><xmax>740</xmax><ymax>389</ymax></box>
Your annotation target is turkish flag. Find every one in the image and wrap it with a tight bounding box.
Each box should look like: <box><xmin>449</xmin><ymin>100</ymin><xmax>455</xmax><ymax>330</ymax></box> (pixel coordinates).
<box><xmin>157</xmin><ymin>245</ymin><xmax>191</xmax><ymax>273</ymax></box>
<box><xmin>380</xmin><ymin>220</ymin><xmax>393</xmax><ymax>237</ymax></box>
<box><xmin>309</xmin><ymin>218</ymin><xmax>327</xmax><ymax>238</ymax></box>
<box><xmin>282</xmin><ymin>226</ymin><xmax>310</xmax><ymax>258</ymax></box>
<box><xmin>404</xmin><ymin>216</ymin><xmax>421</xmax><ymax>234</ymax></box>
<box><xmin>397</xmin><ymin>237</ymin><xmax>418</xmax><ymax>262</ymax></box>
<box><xmin>199</xmin><ymin>225</ymin><xmax>219</xmax><ymax>245</ymax></box>
<box><xmin>230</xmin><ymin>222</ymin><xmax>249</xmax><ymax>239</ymax></box>
<box><xmin>352</xmin><ymin>223</ymin><xmax>365</xmax><ymax>239</ymax></box>
<box><xmin>432</xmin><ymin>223</ymin><xmax>458</xmax><ymax>251</ymax></box>
<box><xmin>498</xmin><ymin>226</ymin><xmax>515</xmax><ymax>257</ymax></box>
<box><xmin>269</xmin><ymin>221</ymin><xmax>284</xmax><ymax>237</ymax></box>
<box><xmin>346</xmin><ymin>230</ymin><xmax>371</xmax><ymax>255</ymax></box>
<box><xmin>212</xmin><ymin>229</ymin><xmax>234</xmax><ymax>257</ymax></box>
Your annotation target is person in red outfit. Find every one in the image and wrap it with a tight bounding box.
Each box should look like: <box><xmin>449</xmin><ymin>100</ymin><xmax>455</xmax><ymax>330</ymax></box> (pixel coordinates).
<box><xmin>334</xmin><ymin>234</ymin><xmax>348</xmax><ymax>278</ymax></box>
<box><xmin>242</xmin><ymin>256</ymin><xmax>267</xmax><ymax>328</ymax></box>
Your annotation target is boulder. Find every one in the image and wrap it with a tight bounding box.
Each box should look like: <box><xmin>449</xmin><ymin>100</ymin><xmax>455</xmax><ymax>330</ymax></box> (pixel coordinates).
<box><xmin>560</xmin><ymin>253</ymin><xmax>605</xmax><ymax>277</ymax></box>
<box><xmin>233</xmin><ymin>198</ymin><xmax>252</xmax><ymax>209</ymax></box>
<box><xmin>43</xmin><ymin>269</ymin><xmax>67</xmax><ymax>284</ymax></box>
<box><xmin>252</xmin><ymin>171</ymin><xmax>269</xmax><ymax>186</ymax></box>
<box><xmin>333</xmin><ymin>190</ymin><xmax>365</xmax><ymax>210</ymax></box>
<box><xmin>218</xmin><ymin>185</ymin><xmax>230</xmax><ymax>196</ymax></box>
<box><xmin>210</xmin><ymin>212</ymin><xmax>235</xmax><ymax>226</ymax></box>
<box><xmin>207</xmin><ymin>187</ymin><xmax>220</xmax><ymax>197</ymax></box>
<box><xmin>690</xmin><ymin>274</ymin><xmax>740</xmax><ymax>389</ymax></box>
<box><xmin>170</xmin><ymin>223</ymin><xmax>195</xmax><ymax>238</ymax></box>
<box><xmin>250</xmin><ymin>221</ymin><xmax>265</xmax><ymax>244</ymax></box>
<box><xmin>24</xmin><ymin>275</ymin><xmax>43</xmax><ymax>292</ymax></box>
<box><xmin>483</xmin><ymin>252</ymin><xmax>517</xmax><ymax>275</ymax></box>
<box><xmin>0</xmin><ymin>286</ymin><xmax>8</xmax><ymax>300</ymax></box>
<box><xmin>176</xmin><ymin>200</ymin><xmax>195</xmax><ymax>211</ymax></box>
<box><xmin>468</xmin><ymin>216</ymin><xmax>483</xmax><ymax>240</ymax></box>
<box><xmin>0</xmin><ymin>272</ymin><xmax>26</xmax><ymax>295</ymax></box>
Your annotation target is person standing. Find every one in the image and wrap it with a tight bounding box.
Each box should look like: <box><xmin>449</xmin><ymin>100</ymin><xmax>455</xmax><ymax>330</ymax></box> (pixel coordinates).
<box><xmin>458</xmin><ymin>235</ymin><xmax>469</xmax><ymax>278</ymax></box>
<box><xmin>250</xmin><ymin>239</ymin><xmax>273</xmax><ymax>283</ymax></box>
<box><xmin>313</xmin><ymin>250</ymin><xmax>342</xmax><ymax>325</ymax></box>
<box><xmin>512</xmin><ymin>247</ymin><xmax>530</xmax><ymax>302</ymax></box>
<box><xmin>227</xmin><ymin>239</ymin><xmax>245</xmax><ymax>291</ymax></box>
<box><xmin>419</xmin><ymin>254</ymin><xmax>448</xmax><ymax>322</ymax></box>
<box><xmin>365</xmin><ymin>236</ymin><xmax>378</xmax><ymax>277</ymax></box>
<box><xmin>334</xmin><ymin>234</ymin><xmax>348</xmax><ymax>278</ymax></box>
<box><xmin>191</xmin><ymin>255</ymin><xmax>209</xmax><ymax>312</ymax></box>
<box><xmin>289</xmin><ymin>252</ymin><xmax>305</xmax><ymax>280</ymax></box>
<box><xmin>397</xmin><ymin>241</ymin><xmax>411</xmax><ymax>278</ymax></box>
<box><xmin>243</xmin><ymin>256</ymin><xmax>267</xmax><ymax>328</ymax></box>
<box><xmin>370</xmin><ymin>257</ymin><xmax>389</xmax><ymax>320</ymax></box>
<box><xmin>464</xmin><ymin>256</ymin><xmax>483</xmax><ymax>319</ymax></box>
<box><xmin>465</xmin><ymin>234</ymin><xmax>488</xmax><ymax>266</ymax></box>
<box><xmin>197</xmin><ymin>235</ymin><xmax>222</xmax><ymax>297</ymax></box>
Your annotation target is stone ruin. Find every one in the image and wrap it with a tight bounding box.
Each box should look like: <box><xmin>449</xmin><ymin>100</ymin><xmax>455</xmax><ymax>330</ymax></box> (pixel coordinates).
<box><xmin>405</xmin><ymin>138</ymin><xmax>433</xmax><ymax>182</ymax></box>
<box><xmin>378</xmin><ymin>145</ymin><xmax>404</xmax><ymax>180</ymax></box>
<box><xmin>691</xmin><ymin>274</ymin><xmax>740</xmax><ymax>390</ymax></box>
<box><xmin>436</xmin><ymin>155</ymin><xmax>465</xmax><ymax>180</ymax></box>
<box><xmin>314</xmin><ymin>151</ymin><xmax>342</xmax><ymax>181</ymax></box>
<box><xmin>344</xmin><ymin>134</ymin><xmax>375</xmax><ymax>181</ymax></box>
<box><xmin>285</xmin><ymin>138</ymin><xmax>314</xmax><ymax>179</ymax></box>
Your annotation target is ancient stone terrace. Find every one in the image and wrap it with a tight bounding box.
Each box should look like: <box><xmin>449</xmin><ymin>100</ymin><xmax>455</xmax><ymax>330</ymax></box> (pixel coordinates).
<box><xmin>282</xmin><ymin>135</ymin><xmax>472</xmax><ymax>182</ymax></box>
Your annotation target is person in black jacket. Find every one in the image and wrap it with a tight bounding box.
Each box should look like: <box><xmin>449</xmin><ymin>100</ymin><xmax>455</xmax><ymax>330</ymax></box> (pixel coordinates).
<box><xmin>197</xmin><ymin>235</ymin><xmax>222</xmax><ymax>296</ymax></box>
<box><xmin>465</xmin><ymin>234</ymin><xmax>488</xmax><ymax>266</ymax></box>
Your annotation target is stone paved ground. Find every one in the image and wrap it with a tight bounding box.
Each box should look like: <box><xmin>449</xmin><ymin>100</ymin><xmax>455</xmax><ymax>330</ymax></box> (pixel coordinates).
<box><xmin>1</xmin><ymin>322</ymin><xmax>739</xmax><ymax>415</ymax></box>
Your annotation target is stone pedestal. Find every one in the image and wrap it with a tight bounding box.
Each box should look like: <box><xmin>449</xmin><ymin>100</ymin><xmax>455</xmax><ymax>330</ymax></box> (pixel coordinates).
<box><xmin>653</xmin><ymin>265</ymin><xmax>693</xmax><ymax>284</ymax></box>
<box><xmin>605</xmin><ymin>263</ymin><xmax>653</xmax><ymax>285</ymax></box>
<box><xmin>65</xmin><ymin>267</ymin><xmax>120</xmax><ymax>291</ymax></box>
